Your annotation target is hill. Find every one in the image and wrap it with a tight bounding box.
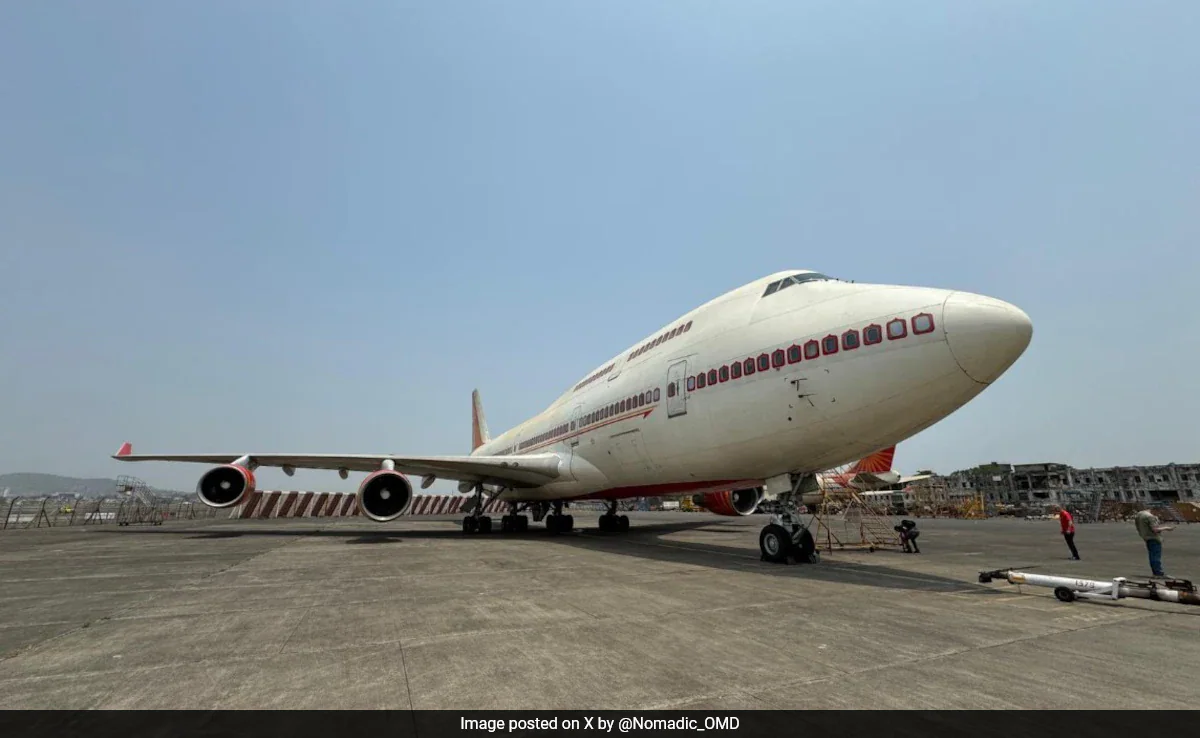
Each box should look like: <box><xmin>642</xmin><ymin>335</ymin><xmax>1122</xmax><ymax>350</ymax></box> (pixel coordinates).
<box><xmin>0</xmin><ymin>473</ymin><xmax>185</xmax><ymax>498</ymax></box>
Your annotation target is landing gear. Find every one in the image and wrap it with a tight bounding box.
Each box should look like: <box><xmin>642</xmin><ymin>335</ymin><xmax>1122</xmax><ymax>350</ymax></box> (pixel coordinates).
<box><xmin>759</xmin><ymin>473</ymin><xmax>819</xmax><ymax>564</ymax></box>
<box><xmin>461</xmin><ymin>483</ymin><xmax>494</xmax><ymax>535</ymax></box>
<box><xmin>545</xmin><ymin>502</ymin><xmax>574</xmax><ymax>534</ymax></box>
<box><xmin>500</xmin><ymin>502</ymin><xmax>529</xmax><ymax>532</ymax></box>
<box><xmin>598</xmin><ymin>500</ymin><xmax>630</xmax><ymax>532</ymax></box>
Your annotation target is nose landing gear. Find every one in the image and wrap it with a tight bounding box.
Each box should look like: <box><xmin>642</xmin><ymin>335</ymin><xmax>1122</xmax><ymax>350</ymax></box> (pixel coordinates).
<box><xmin>759</xmin><ymin>473</ymin><xmax>819</xmax><ymax>564</ymax></box>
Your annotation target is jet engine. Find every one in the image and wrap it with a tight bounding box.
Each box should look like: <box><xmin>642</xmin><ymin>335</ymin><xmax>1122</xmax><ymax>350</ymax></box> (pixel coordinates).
<box><xmin>196</xmin><ymin>465</ymin><xmax>256</xmax><ymax>508</ymax></box>
<box><xmin>356</xmin><ymin>470</ymin><xmax>414</xmax><ymax>522</ymax></box>
<box><xmin>693</xmin><ymin>487</ymin><xmax>763</xmax><ymax>516</ymax></box>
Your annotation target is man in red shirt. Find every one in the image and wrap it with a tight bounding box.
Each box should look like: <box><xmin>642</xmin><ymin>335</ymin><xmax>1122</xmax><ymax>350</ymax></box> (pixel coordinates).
<box><xmin>1056</xmin><ymin>505</ymin><xmax>1080</xmax><ymax>560</ymax></box>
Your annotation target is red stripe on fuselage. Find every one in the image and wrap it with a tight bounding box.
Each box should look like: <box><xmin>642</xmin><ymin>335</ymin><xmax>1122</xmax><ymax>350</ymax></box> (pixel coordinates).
<box><xmin>579</xmin><ymin>479</ymin><xmax>759</xmax><ymax>501</ymax></box>
<box><xmin>510</xmin><ymin>406</ymin><xmax>657</xmax><ymax>455</ymax></box>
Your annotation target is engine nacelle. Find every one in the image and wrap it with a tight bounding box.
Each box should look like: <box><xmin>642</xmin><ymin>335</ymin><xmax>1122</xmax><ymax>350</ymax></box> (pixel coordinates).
<box><xmin>356</xmin><ymin>470</ymin><xmax>414</xmax><ymax>522</ymax></box>
<box><xmin>693</xmin><ymin>487</ymin><xmax>763</xmax><ymax>516</ymax></box>
<box><xmin>196</xmin><ymin>465</ymin><xmax>256</xmax><ymax>508</ymax></box>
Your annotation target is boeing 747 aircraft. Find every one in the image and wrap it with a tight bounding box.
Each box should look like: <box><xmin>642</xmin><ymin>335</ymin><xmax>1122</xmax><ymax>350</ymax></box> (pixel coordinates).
<box><xmin>114</xmin><ymin>270</ymin><xmax>1032</xmax><ymax>561</ymax></box>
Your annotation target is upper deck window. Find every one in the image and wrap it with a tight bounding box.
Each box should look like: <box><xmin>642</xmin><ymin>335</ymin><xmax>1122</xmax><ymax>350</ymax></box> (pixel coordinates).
<box><xmin>761</xmin><ymin>272</ymin><xmax>834</xmax><ymax>298</ymax></box>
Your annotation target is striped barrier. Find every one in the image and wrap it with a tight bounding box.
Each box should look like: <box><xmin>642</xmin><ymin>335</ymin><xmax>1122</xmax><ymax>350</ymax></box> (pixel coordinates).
<box><xmin>226</xmin><ymin>491</ymin><xmax>507</xmax><ymax>520</ymax></box>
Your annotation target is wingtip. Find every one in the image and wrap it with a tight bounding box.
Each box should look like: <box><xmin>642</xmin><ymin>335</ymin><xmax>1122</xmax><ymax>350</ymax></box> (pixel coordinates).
<box><xmin>114</xmin><ymin>442</ymin><xmax>132</xmax><ymax>458</ymax></box>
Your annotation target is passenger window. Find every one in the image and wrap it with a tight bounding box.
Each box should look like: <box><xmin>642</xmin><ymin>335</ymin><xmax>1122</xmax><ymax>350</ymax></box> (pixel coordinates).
<box><xmin>731</xmin><ymin>362</ymin><xmax>742</xmax><ymax>379</ymax></box>
<box><xmin>787</xmin><ymin>345</ymin><xmax>801</xmax><ymax>364</ymax></box>
<box><xmin>719</xmin><ymin>365</ymin><xmax>729</xmax><ymax>382</ymax></box>
<box><xmin>804</xmin><ymin>340</ymin><xmax>820</xmax><ymax>359</ymax></box>
<box><xmin>667</xmin><ymin>384</ymin><xmax>676</xmax><ymax>398</ymax></box>
<box><xmin>757</xmin><ymin>354</ymin><xmax>770</xmax><ymax>372</ymax></box>
<box><xmin>772</xmin><ymin>349</ymin><xmax>785</xmax><ymax>368</ymax></box>
<box><xmin>822</xmin><ymin>335</ymin><xmax>838</xmax><ymax>355</ymax></box>
<box><xmin>864</xmin><ymin>324</ymin><xmax>882</xmax><ymax>345</ymax></box>
<box><xmin>653</xmin><ymin>388</ymin><xmax>661</xmax><ymax>401</ymax></box>
<box><xmin>696</xmin><ymin>373</ymin><xmax>707</xmax><ymax>389</ymax></box>
<box><xmin>887</xmin><ymin>318</ymin><xmax>907</xmax><ymax>340</ymax></box>
<box><xmin>743</xmin><ymin>358</ymin><xmax>756</xmax><ymax>375</ymax></box>
<box><xmin>707</xmin><ymin>369</ymin><xmax>717</xmax><ymax>385</ymax></box>
<box><xmin>687</xmin><ymin>376</ymin><xmax>696</xmax><ymax>391</ymax></box>
<box><xmin>912</xmin><ymin>313</ymin><xmax>935</xmax><ymax>334</ymax></box>
<box><xmin>843</xmin><ymin>330</ymin><xmax>860</xmax><ymax>350</ymax></box>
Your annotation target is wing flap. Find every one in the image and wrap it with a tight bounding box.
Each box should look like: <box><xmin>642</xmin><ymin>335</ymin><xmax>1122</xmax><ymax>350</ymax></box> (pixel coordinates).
<box><xmin>112</xmin><ymin>443</ymin><xmax>562</xmax><ymax>487</ymax></box>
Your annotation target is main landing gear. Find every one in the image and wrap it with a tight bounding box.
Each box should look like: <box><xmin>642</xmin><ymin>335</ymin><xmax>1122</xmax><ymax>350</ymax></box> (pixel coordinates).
<box><xmin>500</xmin><ymin>502</ymin><xmax>529</xmax><ymax>533</ymax></box>
<box><xmin>545</xmin><ymin>501</ymin><xmax>574</xmax><ymax>535</ymax></box>
<box><xmin>598</xmin><ymin>500</ymin><xmax>630</xmax><ymax>533</ymax></box>
<box><xmin>462</xmin><ymin>483</ymin><xmax>493</xmax><ymax>534</ymax></box>
<box><xmin>759</xmin><ymin>473</ymin><xmax>819</xmax><ymax>565</ymax></box>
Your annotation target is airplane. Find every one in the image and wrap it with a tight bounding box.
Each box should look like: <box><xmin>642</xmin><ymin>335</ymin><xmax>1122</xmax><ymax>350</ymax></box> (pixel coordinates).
<box><xmin>112</xmin><ymin>269</ymin><xmax>1032</xmax><ymax>562</ymax></box>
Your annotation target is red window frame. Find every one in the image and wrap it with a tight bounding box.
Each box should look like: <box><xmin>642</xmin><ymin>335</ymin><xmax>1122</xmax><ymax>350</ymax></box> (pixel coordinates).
<box><xmin>719</xmin><ymin>365</ymin><xmax>729</xmax><ymax>382</ymax></box>
<box><xmin>863</xmin><ymin>323</ymin><xmax>882</xmax><ymax>345</ymax></box>
<box><xmin>912</xmin><ymin>312</ymin><xmax>935</xmax><ymax>335</ymax></box>
<box><xmin>787</xmin><ymin>344</ymin><xmax>802</xmax><ymax>364</ymax></box>
<box><xmin>822</xmin><ymin>335</ymin><xmax>839</xmax><ymax>355</ymax></box>
<box><xmin>697</xmin><ymin>373</ymin><xmax>707</xmax><ymax>389</ymax></box>
<box><xmin>686</xmin><ymin>376</ymin><xmax>695</xmax><ymax>391</ymax></box>
<box><xmin>743</xmin><ymin>357</ymin><xmax>756</xmax><ymax>375</ymax></box>
<box><xmin>731</xmin><ymin>361</ymin><xmax>742</xmax><ymax>379</ymax></box>
<box><xmin>707</xmin><ymin>369</ymin><xmax>718</xmax><ymax>386</ymax></box>
<box><xmin>757</xmin><ymin>353</ymin><xmax>770</xmax><ymax>372</ymax></box>
<box><xmin>771</xmin><ymin>349</ymin><xmax>785</xmax><ymax>368</ymax></box>
<box><xmin>804</xmin><ymin>340</ymin><xmax>820</xmax><ymax>360</ymax></box>
<box><xmin>887</xmin><ymin>318</ymin><xmax>908</xmax><ymax>340</ymax></box>
<box><xmin>842</xmin><ymin>329</ymin><xmax>860</xmax><ymax>351</ymax></box>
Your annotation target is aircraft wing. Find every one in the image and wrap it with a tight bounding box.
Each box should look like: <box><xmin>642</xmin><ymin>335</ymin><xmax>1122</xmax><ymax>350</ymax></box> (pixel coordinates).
<box><xmin>111</xmin><ymin>443</ymin><xmax>562</xmax><ymax>488</ymax></box>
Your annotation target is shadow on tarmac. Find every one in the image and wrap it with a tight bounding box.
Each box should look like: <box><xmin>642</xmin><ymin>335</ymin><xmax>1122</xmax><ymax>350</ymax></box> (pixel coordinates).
<box><xmin>93</xmin><ymin>517</ymin><xmax>986</xmax><ymax>595</ymax></box>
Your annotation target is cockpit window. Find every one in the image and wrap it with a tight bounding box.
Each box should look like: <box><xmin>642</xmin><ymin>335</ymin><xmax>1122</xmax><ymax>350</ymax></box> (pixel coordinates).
<box><xmin>761</xmin><ymin>272</ymin><xmax>833</xmax><ymax>297</ymax></box>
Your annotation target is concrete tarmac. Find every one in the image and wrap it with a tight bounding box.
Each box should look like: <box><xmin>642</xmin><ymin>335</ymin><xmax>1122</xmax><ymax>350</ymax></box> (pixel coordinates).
<box><xmin>1</xmin><ymin>513</ymin><xmax>1197</xmax><ymax>709</ymax></box>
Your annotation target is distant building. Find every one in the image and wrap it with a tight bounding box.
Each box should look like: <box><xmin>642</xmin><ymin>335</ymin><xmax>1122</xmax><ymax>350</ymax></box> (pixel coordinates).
<box><xmin>920</xmin><ymin>460</ymin><xmax>1200</xmax><ymax>506</ymax></box>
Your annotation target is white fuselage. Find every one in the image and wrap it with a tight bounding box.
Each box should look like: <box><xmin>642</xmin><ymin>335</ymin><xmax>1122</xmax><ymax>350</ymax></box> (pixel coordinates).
<box><xmin>475</xmin><ymin>271</ymin><xmax>1032</xmax><ymax>503</ymax></box>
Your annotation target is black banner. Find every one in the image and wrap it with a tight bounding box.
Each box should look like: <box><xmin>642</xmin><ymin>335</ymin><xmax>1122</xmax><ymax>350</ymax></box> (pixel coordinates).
<box><xmin>0</xmin><ymin>711</ymin><xmax>1191</xmax><ymax>738</ymax></box>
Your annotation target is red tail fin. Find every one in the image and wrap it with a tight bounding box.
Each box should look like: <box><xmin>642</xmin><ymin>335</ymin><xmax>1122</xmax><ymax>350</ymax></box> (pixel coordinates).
<box><xmin>848</xmin><ymin>445</ymin><xmax>895</xmax><ymax>475</ymax></box>
<box><xmin>471</xmin><ymin>389</ymin><xmax>490</xmax><ymax>451</ymax></box>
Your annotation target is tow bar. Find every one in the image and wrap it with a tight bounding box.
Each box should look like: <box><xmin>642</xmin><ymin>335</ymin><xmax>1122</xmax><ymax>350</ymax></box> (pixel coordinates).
<box><xmin>978</xmin><ymin>568</ymin><xmax>1200</xmax><ymax>606</ymax></box>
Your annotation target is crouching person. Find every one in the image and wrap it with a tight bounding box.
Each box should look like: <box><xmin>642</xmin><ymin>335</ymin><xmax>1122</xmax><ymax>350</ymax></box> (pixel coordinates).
<box><xmin>895</xmin><ymin>519</ymin><xmax>921</xmax><ymax>553</ymax></box>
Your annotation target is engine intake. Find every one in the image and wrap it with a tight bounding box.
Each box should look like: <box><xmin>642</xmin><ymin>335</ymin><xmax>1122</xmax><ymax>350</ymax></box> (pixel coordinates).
<box><xmin>694</xmin><ymin>487</ymin><xmax>763</xmax><ymax>516</ymax></box>
<box><xmin>357</xmin><ymin>470</ymin><xmax>414</xmax><ymax>522</ymax></box>
<box><xmin>196</xmin><ymin>465</ymin><xmax>256</xmax><ymax>508</ymax></box>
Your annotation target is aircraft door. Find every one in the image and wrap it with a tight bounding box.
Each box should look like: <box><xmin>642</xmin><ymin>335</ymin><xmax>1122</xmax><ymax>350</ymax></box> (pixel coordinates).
<box><xmin>666</xmin><ymin>359</ymin><xmax>688</xmax><ymax>418</ymax></box>
<box><xmin>567</xmin><ymin>405</ymin><xmax>583</xmax><ymax>480</ymax></box>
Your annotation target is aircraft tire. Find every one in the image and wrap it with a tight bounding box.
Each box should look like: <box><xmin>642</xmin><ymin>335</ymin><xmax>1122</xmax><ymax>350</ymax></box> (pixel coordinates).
<box><xmin>479</xmin><ymin>516</ymin><xmax>492</xmax><ymax>534</ymax></box>
<box><xmin>598</xmin><ymin>515</ymin><xmax>611</xmax><ymax>532</ymax></box>
<box><xmin>463</xmin><ymin>516</ymin><xmax>478</xmax><ymax>534</ymax></box>
<box><xmin>563</xmin><ymin>515</ymin><xmax>574</xmax><ymax>532</ymax></box>
<box><xmin>759</xmin><ymin>524</ymin><xmax>791</xmax><ymax>564</ymax></box>
<box><xmin>618</xmin><ymin>515</ymin><xmax>630</xmax><ymax>532</ymax></box>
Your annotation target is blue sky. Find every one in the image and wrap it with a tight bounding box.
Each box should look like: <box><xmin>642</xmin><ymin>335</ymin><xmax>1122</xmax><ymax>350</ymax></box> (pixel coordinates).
<box><xmin>1</xmin><ymin>2</ymin><xmax>1197</xmax><ymax>494</ymax></box>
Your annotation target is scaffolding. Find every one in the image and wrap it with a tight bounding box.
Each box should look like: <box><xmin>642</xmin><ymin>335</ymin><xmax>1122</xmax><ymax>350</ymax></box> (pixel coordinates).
<box><xmin>114</xmin><ymin>475</ymin><xmax>165</xmax><ymax>526</ymax></box>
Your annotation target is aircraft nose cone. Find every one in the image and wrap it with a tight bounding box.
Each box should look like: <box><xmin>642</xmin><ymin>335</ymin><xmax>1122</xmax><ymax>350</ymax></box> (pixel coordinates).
<box><xmin>943</xmin><ymin>292</ymin><xmax>1033</xmax><ymax>384</ymax></box>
